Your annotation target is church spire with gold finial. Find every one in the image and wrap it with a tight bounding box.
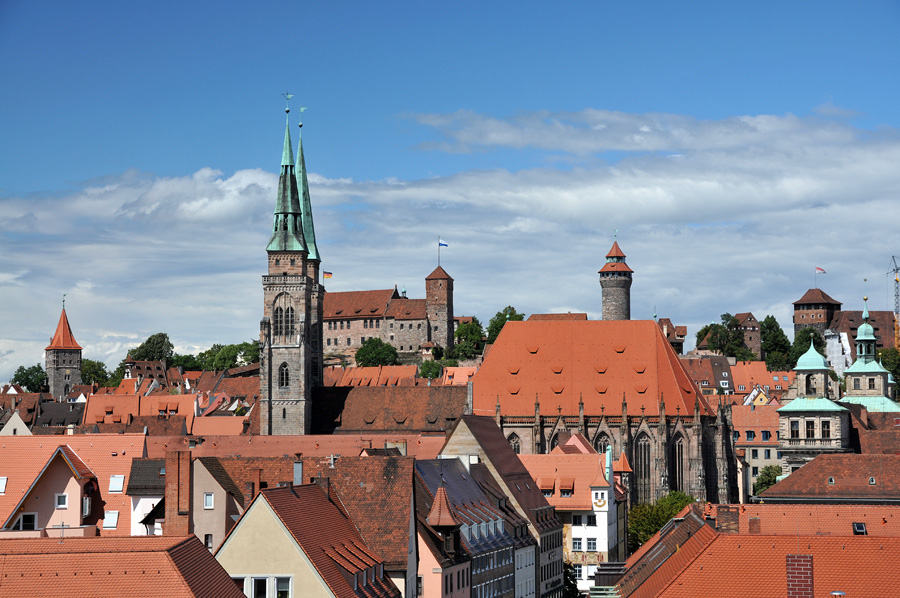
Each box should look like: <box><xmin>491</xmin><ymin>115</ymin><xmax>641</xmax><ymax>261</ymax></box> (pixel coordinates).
<box><xmin>267</xmin><ymin>94</ymin><xmax>306</xmax><ymax>253</ymax></box>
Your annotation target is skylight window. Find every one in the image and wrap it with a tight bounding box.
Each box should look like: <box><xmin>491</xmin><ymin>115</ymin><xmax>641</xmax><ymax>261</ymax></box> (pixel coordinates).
<box><xmin>109</xmin><ymin>475</ymin><xmax>125</xmax><ymax>493</ymax></box>
<box><xmin>853</xmin><ymin>522</ymin><xmax>867</xmax><ymax>535</ymax></box>
<box><xmin>0</xmin><ymin>477</ymin><xmax>6</xmax><ymax>494</ymax></box>
<box><xmin>103</xmin><ymin>510</ymin><xmax>119</xmax><ymax>529</ymax></box>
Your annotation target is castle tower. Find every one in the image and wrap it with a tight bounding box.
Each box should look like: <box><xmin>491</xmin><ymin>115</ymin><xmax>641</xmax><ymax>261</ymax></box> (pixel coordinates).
<box><xmin>425</xmin><ymin>266</ymin><xmax>454</xmax><ymax>350</ymax></box>
<box><xmin>45</xmin><ymin>302</ymin><xmax>82</xmax><ymax>400</ymax></box>
<box><xmin>599</xmin><ymin>240</ymin><xmax>633</xmax><ymax>321</ymax></box>
<box><xmin>259</xmin><ymin>100</ymin><xmax>322</xmax><ymax>435</ymax></box>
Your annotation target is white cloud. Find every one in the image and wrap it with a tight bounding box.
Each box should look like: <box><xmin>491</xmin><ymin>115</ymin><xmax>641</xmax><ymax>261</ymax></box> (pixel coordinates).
<box><xmin>2</xmin><ymin>107</ymin><xmax>899</xmax><ymax>382</ymax></box>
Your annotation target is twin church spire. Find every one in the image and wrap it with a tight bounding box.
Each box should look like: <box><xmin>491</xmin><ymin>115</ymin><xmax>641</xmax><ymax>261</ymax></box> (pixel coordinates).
<box><xmin>267</xmin><ymin>98</ymin><xmax>319</xmax><ymax>261</ymax></box>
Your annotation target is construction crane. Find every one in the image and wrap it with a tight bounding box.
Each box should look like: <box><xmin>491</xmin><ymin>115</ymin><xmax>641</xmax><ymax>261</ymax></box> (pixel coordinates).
<box><xmin>889</xmin><ymin>256</ymin><xmax>900</xmax><ymax>348</ymax></box>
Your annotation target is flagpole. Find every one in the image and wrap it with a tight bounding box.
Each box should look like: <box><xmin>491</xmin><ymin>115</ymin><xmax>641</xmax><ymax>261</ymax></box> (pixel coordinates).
<box><xmin>438</xmin><ymin>236</ymin><xmax>441</xmax><ymax>267</ymax></box>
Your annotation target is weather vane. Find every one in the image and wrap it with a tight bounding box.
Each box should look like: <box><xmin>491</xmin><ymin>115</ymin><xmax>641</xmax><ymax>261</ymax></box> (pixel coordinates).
<box><xmin>282</xmin><ymin>92</ymin><xmax>294</xmax><ymax>113</ymax></box>
<box><xmin>62</xmin><ymin>293</ymin><xmax>66</xmax><ymax>309</ymax></box>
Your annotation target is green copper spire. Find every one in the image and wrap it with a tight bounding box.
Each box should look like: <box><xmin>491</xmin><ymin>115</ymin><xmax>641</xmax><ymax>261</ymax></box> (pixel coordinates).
<box><xmin>297</xmin><ymin>118</ymin><xmax>320</xmax><ymax>262</ymax></box>
<box><xmin>267</xmin><ymin>100</ymin><xmax>306</xmax><ymax>253</ymax></box>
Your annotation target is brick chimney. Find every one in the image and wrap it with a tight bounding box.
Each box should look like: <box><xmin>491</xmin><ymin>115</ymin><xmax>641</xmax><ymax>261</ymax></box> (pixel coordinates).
<box><xmin>164</xmin><ymin>450</ymin><xmax>192</xmax><ymax>536</ymax></box>
<box><xmin>786</xmin><ymin>554</ymin><xmax>813</xmax><ymax>598</ymax></box>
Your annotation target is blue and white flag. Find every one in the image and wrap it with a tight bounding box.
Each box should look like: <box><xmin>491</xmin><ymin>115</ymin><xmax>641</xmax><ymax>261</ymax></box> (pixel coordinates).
<box><xmin>438</xmin><ymin>239</ymin><xmax>448</xmax><ymax>247</ymax></box>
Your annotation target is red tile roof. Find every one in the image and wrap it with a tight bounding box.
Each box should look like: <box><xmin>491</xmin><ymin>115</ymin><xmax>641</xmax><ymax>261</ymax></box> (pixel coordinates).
<box><xmin>473</xmin><ymin>320</ymin><xmax>710</xmax><ymax>418</ymax></box>
<box><xmin>0</xmin><ymin>535</ymin><xmax>244</xmax><ymax>597</ymax></box>
<box><xmin>519</xmin><ymin>453</ymin><xmax>609</xmax><ymax>511</ymax></box>
<box><xmin>385</xmin><ymin>297</ymin><xmax>427</xmax><ymax>320</ymax></box>
<box><xmin>715</xmin><ymin>504</ymin><xmax>900</xmax><ymax>537</ymax></box>
<box><xmin>613</xmin><ymin>451</ymin><xmax>633</xmax><ymax>473</ymax></box>
<box><xmin>425</xmin><ymin>266</ymin><xmax>452</xmax><ymax>280</ymax></box>
<box><xmin>427</xmin><ymin>486</ymin><xmax>458</xmax><ymax>527</ymax></box>
<box><xmin>325</xmin><ymin>289</ymin><xmax>398</xmax><ymax>319</ymax></box>
<box><xmin>256</xmin><ymin>485</ymin><xmax>400</xmax><ymax>598</ymax></box>
<box><xmin>794</xmin><ymin>288</ymin><xmax>842</xmax><ymax>306</ymax></box>
<box><xmin>45</xmin><ymin>308</ymin><xmax>82</xmax><ymax>350</ymax></box>
<box><xmin>528</xmin><ymin>313</ymin><xmax>588</xmax><ymax>321</ymax></box>
<box><xmin>606</xmin><ymin>241</ymin><xmax>626</xmax><ymax>258</ymax></box>
<box><xmin>316</xmin><ymin>385</ymin><xmax>467</xmax><ymax>434</ymax></box>
<box><xmin>761</xmin><ymin>454</ymin><xmax>900</xmax><ymax>501</ymax></box>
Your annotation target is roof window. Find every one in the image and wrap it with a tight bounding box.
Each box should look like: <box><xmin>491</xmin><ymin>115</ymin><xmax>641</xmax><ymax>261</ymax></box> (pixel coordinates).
<box><xmin>869</xmin><ymin>477</ymin><xmax>877</xmax><ymax>485</ymax></box>
<box><xmin>109</xmin><ymin>474</ymin><xmax>125</xmax><ymax>493</ymax></box>
<box><xmin>828</xmin><ymin>477</ymin><xmax>834</xmax><ymax>485</ymax></box>
<box><xmin>853</xmin><ymin>522</ymin><xmax>867</xmax><ymax>535</ymax></box>
<box><xmin>0</xmin><ymin>476</ymin><xmax>6</xmax><ymax>494</ymax></box>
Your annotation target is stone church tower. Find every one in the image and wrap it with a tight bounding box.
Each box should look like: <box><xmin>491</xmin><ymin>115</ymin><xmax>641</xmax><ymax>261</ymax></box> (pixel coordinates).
<box><xmin>599</xmin><ymin>240</ymin><xmax>633</xmax><ymax>321</ymax></box>
<box><xmin>259</xmin><ymin>104</ymin><xmax>324</xmax><ymax>435</ymax></box>
<box><xmin>45</xmin><ymin>303</ymin><xmax>82</xmax><ymax>400</ymax></box>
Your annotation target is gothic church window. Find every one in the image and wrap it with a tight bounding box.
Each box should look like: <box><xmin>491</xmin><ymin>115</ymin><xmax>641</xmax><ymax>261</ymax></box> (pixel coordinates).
<box><xmin>595</xmin><ymin>433</ymin><xmax>610</xmax><ymax>455</ymax></box>
<box><xmin>285</xmin><ymin>307</ymin><xmax>295</xmax><ymax>336</ymax></box>
<box><xmin>670</xmin><ymin>436</ymin><xmax>685</xmax><ymax>492</ymax></box>
<box><xmin>278</xmin><ymin>363</ymin><xmax>290</xmax><ymax>388</ymax></box>
<box><xmin>507</xmin><ymin>434</ymin><xmax>521</xmax><ymax>454</ymax></box>
<box><xmin>635</xmin><ymin>434</ymin><xmax>651</xmax><ymax>504</ymax></box>
<box><xmin>274</xmin><ymin>307</ymin><xmax>284</xmax><ymax>336</ymax></box>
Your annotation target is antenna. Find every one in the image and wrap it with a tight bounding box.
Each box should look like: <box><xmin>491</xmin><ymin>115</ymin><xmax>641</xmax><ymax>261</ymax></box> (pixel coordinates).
<box><xmin>887</xmin><ymin>257</ymin><xmax>900</xmax><ymax>348</ymax></box>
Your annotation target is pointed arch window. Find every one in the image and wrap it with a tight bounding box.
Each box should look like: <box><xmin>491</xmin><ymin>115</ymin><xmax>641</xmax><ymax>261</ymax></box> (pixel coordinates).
<box><xmin>635</xmin><ymin>434</ymin><xmax>652</xmax><ymax>504</ymax></box>
<box><xmin>285</xmin><ymin>307</ymin><xmax>295</xmax><ymax>337</ymax></box>
<box><xmin>274</xmin><ymin>307</ymin><xmax>284</xmax><ymax>337</ymax></box>
<box><xmin>507</xmin><ymin>433</ymin><xmax>521</xmax><ymax>455</ymax></box>
<box><xmin>595</xmin><ymin>433</ymin><xmax>611</xmax><ymax>455</ymax></box>
<box><xmin>278</xmin><ymin>363</ymin><xmax>290</xmax><ymax>388</ymax></box>
<box><xmin>670</xmin><ymin>435</ymin><xmax>686</xmax><ymax>492</ymax></box>
<box><xmin>549</xmin><ymin>433</ymin><xmax>559</xmax><ymax>451</ymax></box>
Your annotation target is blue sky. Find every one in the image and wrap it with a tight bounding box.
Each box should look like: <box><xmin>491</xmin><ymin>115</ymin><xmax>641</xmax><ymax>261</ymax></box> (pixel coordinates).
<box><xmin>2</xmin><ymin>1</ymin><xmax>900</xmax><ymax>381</ymax></box>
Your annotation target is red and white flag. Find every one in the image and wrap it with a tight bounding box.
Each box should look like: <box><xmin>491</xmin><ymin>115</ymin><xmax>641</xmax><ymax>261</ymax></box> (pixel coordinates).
<box><xmin>815</xmin><ymin>267</ymin><xmax>826</xmax><ymax>274</ymax></box>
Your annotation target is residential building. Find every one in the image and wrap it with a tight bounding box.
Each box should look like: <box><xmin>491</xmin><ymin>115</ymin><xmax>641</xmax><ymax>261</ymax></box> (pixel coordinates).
<box><xmin>730</xmin><ymin>404</ymin><xmax>780</xmax><ymax>498</ymax></box>
<box><xmin>679</xmin><ymin>355</ymin><xmax>733</xmax><ymax>396</ymax></box>
<box><xmin>126</xmin><ymin>457</ymin><xmax>165</xmax><ymax>536</ymax></box>
<box><xmin>216</xmin><ymin>484</ymin><xmax>400</xmax><ymax>598</ymax></box>
<box><xmin>655</xmin><ymin>318</ymin><xmax>686</xmax><ymax>354</ymax></box>
<box><xmin>416</xmin><ymin>484</ymin><xmax>472</xmax><ymax>598</ymax></box>
<box><xmin>0</xmin><ymin>535</ymin><xmax>245</xmax><ymax>597</ymax></box>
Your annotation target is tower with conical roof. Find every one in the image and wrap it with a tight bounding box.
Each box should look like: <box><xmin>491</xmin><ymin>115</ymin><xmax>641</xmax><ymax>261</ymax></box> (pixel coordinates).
<box><xmin>45</xmin><ymin>301</ymin><xmax>82</xmax><ymax>400</ymax></box>
<box><xmin>599</xmin><ymin>240</ymin><xmax>632</xmax><ymax>321</ymax></box>
<box><xmin>259</xmin><ymin>99</ymin><xmax>324</xmax><ymax>435</ymax></box>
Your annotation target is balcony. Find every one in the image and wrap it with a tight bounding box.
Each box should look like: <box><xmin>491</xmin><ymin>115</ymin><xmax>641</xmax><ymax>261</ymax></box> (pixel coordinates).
<box><xmin>783</xmin><ymin>438</ymin><xmax>843</xmax><ymax>448</ymax></box>
<box><xmin>0</xmin><ymin>525</ymin><xmax>98</xmax><ymax>539</ymax></box>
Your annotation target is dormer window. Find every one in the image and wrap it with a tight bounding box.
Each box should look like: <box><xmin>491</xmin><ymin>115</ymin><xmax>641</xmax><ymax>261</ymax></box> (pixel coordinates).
<box><xmin>870</xmin><ymin>477</ymin><xmax>877</xmax><ymax>485</ymax></box>
<box><xmin>828</xmin><ymin>477</ymin><xmax>835</xmax><ymax>485</ymax></box>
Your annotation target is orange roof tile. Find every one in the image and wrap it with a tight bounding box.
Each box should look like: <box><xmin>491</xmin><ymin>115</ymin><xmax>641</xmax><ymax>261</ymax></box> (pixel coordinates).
<box><xmin>45</xmin><ymin>308</ymin><xmax>82</xmax><ymax>350</ymax></box>
<box><xmin>325</xmin><ymin>289</ymin><xmax>398</xmax><ymax>319</ymax></box>
<box><xmin>613</xmin><ymin>451</ymin><xmax>633</xmax><ymax>473</ymax></box>
<box><xmin>528</xmin><ymin>313</ymin><xmax>588</xmax><ymax>321</ymax></box>
<box><xmin>519</xmin><ymin>453</ymin><xmax>609</xmax><ymax>510</ymax></box>
<box><xmin>716</xmin><ymin>503</ymin><xmax>900</xmax><ymax>537</ymax></box>
<box><xmin>191</xmin><ymin>416</ymin><xmax>248</xmax><ymax>436</ymax></box>
<box><xmin>385</xmin><ymin>297</ymin><xmax>427</xmax><ymax>320</ymax></box>
<box><xmin>606</xmin><ymin>241</ymin><xmax>626</xmax><ymax>258</ymax></box>
<box><xmin>473</xmin><ymin>320</ymin><xmax>710</xmax><ymax>418</ymax></box>
<box><xmin>761</xmin><ymin>454</ymin><xmax>900</xmax><ymax>501</ymax></box>
<box><xmin>425</xmin><ymin>266</ymin><xmax>453</xmax><ymax>280</ymax></box>
<box><xmin>0</xmin><ymin>535</ymin><xmax>244</xmax><ymax>597</ymax></box>
<box><xmin>793</xmin><ymin>287</ymin><xmax>842</xmax><ymax>306</ymax></box>
<box><xmin>426</xmin><ymin>486</ymin><xmax>458</xmax><ymax>527</ymax></box>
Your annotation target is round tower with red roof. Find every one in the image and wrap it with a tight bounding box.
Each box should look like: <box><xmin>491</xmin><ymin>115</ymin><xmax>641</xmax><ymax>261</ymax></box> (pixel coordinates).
<box><xmin>599</xmin><ymin>240</ymin><xmax>633</xmax><ymax>321</ymax></box>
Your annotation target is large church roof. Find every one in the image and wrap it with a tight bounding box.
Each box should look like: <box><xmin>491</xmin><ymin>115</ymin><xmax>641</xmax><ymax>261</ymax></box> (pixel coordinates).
<box><xmin>472</xmin><ymin>320</ymin><xmax>712</xmax><ymax>417</ymax></box>
<box><xmin>45</xmin><ymin>308</ymin><xmax>81</xmax><ymax>351</ymax></box>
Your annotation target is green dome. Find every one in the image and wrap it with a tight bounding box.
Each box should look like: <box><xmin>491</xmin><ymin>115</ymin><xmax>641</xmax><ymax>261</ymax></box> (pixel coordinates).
<box><xmin>857</xmin><ymin>321</ymin><xmax>876</xmax><ymax>341</ymax></box>
<box><xmin>794</xmin><ymin>340</ymin><xmax>829</xmax><ymax>371</ymax></box>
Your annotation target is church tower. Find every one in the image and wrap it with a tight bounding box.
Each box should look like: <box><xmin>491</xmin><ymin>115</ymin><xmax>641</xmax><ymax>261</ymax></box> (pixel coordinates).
<box><xmin>45</xmin><ymin>301</ymin><xmax>82</xmax><ymax>400</ymax></box>
<box><xmin>599</xmin><ymin>240</ymin><xmax>633</xmax><ymax>321</ymax></box>
<box><xmin>259</xmin><ymin>100</ymin><xmax>323</xmax><ymax>435</ymax></box>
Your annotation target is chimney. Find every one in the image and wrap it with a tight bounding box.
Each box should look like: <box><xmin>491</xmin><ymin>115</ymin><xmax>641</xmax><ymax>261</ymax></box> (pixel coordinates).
<box><xmin>164</xmin><ymin>450</ymin><xmax>192</xmax><ymax>536</ymax></box>
<box><xmin>293</xmin><ymin>460</ymin><xmax>304</xmax><ymax>486</ymax></box>
<box><xmin>786</xmin><ymin>554</ymin><xmax>814</xmax><ymax>598</ymax></box>
<box><xmin>254</xmin><ymin>468</ymin><xmax>262</xmax><ymax>497</ymax></box>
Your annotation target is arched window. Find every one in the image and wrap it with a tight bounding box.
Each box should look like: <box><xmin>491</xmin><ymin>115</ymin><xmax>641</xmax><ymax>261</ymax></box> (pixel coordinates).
<box><xmin>669</xmin><ymin>435</ymin><xmax>686</xmax><ymax>492</ymax></box>
<box><xmin>635</xmin><ymin>434</ymin><xmax>652</xmax><ymax>504</ymax></box>
<box><xmin>285</xmin><ymin>307</ymin><xmax>295</xmax><ymax>337</ymax></box>
<box><xmin>278</xmin><ymin>363</ymin><xmax>290</xmax><ymax>388</ymax></box>
<box><xmin>549</xmin><ymin>433</ymin><xmax>559</xmax><ymax>451</ymax></box>
<box><xmin>595</xmin><ymin>433</ymin><xmax>611</xmax><ymax>455</ymax></box>
<box><xmin>274</xmin><ymin>307</ymin><xmax>284</xmax><ymax>337</ymax></box>
<box><xmin>507</xmin><ymin>433</ymin><xmax>521</xmax><ymax>454</ymax></box>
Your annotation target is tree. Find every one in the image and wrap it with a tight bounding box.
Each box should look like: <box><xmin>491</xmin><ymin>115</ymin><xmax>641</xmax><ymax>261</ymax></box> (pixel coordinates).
<box><xmin>878</xmin><ymin>347</ymin><xmax>900</xmax><ymax>384</ymax></box>
<box><xmin>129</xmin><ymin>332</ymin><xmax>175</xmax><ymax>362</ymax></box>
<box><xmin>169</xmin><ymin>353</ymin><xmax>202</xmax><ymax>371</ymax></box>
<box><xmin>753</xmin><ymin>464</ymin><xmax>781</xmax><ymax>495</ymax></box>
<box><xmin>11</xmin><ymin>363</ymin><xmax>47</xmax><ymax>392</ymax></box>
<box><xmin>760</xmin><ymin>315</ymin><xmax>791</xmax><ymax>371</ymax></box>
<box><xmin>696</xmin><ymin>314</ymin><xmax>756</xmax><ymax>361</ymax></box>
<box><xmin>419</xmin><ymin>360</ymin><xmax>442</xmax><ymax>379</ymax></box>
<box><xmin>627</xmin><ymin>491</ymin><xmax>696</xmax><ymax>553</ymax></box>
<box><xmin>81</xmin><ymin>358</ymin><xmax>110</xmax><ymax>386</ymax></box>
<box><xmin>450</xmin><ymin>318</ymin><xmax>485</xmax><ymax>360</ymax></box>
<box><xmin>487</xmin><ymin>306</ymin><xmax>525</xmax><ymax>344</ymax></box>
<box><xmin>789</xmin><ymin>328</ymin><xmax>826</xmax><ymax>368</ymax></box>
<box><xmin>355</xmin><ymin>338</ymin><xmax>399</xmax><ymax>367</ymax></box>
<box><xmin>562</xmin><ymin>561</ymin><xmax>581</xmax><ymax>598</ymax></box>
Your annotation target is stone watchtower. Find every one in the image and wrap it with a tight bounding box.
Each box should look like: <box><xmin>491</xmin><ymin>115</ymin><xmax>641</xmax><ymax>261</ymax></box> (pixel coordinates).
<box><xmin>259</xmin><ymin>101</ymin><xmax>324</xmax><ymax>435</ymax></box>
<box><xmin>425</xmin><ymin>266</ymin><xmax>454</xmax><ymax>350</ymax></box>
<box><xmin>45</xmin><ymin>303</ymin><xmax>82</xmax><ymax>400</ymax></box>
<box><xmin>599</xmin><ymin>240</ymin><xmax>633</xmax><ymax>321</ymax></box>
<box><xmin>792</xmin><ymin>288</ymin><xmax>841</xmax><ymax>338</ymax></box>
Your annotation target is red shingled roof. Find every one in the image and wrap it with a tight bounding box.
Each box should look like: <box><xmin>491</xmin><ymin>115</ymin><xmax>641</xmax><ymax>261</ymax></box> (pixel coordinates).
<box><xmin>793</xmin><ymin>288</ymin><xmax>842</xmax><ymax>306</ymax></box>
<box><xmin>425</xmin><ymin>266</ymin><xmax>452</xmax><ymax>280</ymax></box>
<box><xmin>385</xmin><ymin>297</ymin><xmax>426</xmax><ymax>320</ymax></box>
<box><xmin>45</xmin><ymin>308</ymin><xmax>82</xmax><ymax>350</ymax></box>
<box><xmin>473</xmin><ymin>320</ymin><xmax>710</xmax><ymax>418</ymax></box>
<box><xmin>519</xmin><ymin>453</ymin><xmax>609</xmax><ymax>511</ymax></box>
<box><xmin>761</xmin><ymin>454</ymin><xmax>900</xmax><ymax>501</ymax></box>
<box><xmin>0</xmin><ymin>535</ymin><xmax>244</xmax><ymax>597</ymax></box>
<box><xmin>606</xmin><ymin>241</ymin><xmax>626</xmax><ymax>258</ymax></box>
<box><xmin>325</xmin><ymin>289</ymin><xmax>398</xmax><ymax>319</ymax></box>
<box><xmin>716</xmin><ymin>504</ymin><xmax>900</xmax><ymax>537</ymax></box>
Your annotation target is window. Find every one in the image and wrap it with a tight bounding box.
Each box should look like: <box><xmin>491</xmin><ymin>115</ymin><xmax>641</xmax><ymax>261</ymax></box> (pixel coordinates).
<box><xmin>733</xmin><ymin>431</ymin><xmax>740</xmax><ymax>441</ymax></box>
<box><xmin>204</xmin><ymin>534</ymin><xmax>213</xmax><ymax>549</ymax></box>
<box><xmin>103</xmin><ymin>510</ymin><xmax>119</xmax><ymax>529</ymax></box>
<box><xmin>55</xmin><ymin>493</ymin><xmax>68</xmax><ymax>509</ymax></box>
<box><xmin>417</xmin><ymin>575</ymin><xmax>424</xmax><ymax>596</ymax></box>
<box><xmin>273</xmin><ymin>306</ymin><xmax>283</xmax><ymax>336</ymax></box>
<box><xmin>507</xmin><ymin>434</ymin><xmax>521</xmax><ymax>454</ymax></box>
<box><xmin>0</xmin><ymin>476</ymin><xmax>8</xmax><ymax>494</ymax></box>
<box><xmin>587</xmin><ymin>515</ymin><xmax>597</xmax><ymax>526</ymax></box>
<box><xmin>253</xmin><ymin>578</ymin><xmax>268</xmax><ymax>598</ymax></box>
<box><xmin>346</xmin><ymin>338</ymin><xmax>351</xmax><ymax>346</ymax></box>
<box><xmin>854</xmin><ymin>378</ymin><xmax>861</xmax><ymax>390</ymax></box>
<box><xmin>821</xmin><ymin>420</ymin><xmax>831</xmax><ymax>439</ymax></box>
<box><xmin>752</xmin><ymin>466</ymin><xmax>759</xmax><ymax>476</ymax></box>
<box><xmin>542</xmin><ymin>489</ymin><xmax>551</xmax><ymax>498</ymax></box>
<box><xmin>275</xmin><ymin>577</ymin><xmax>291</xmax><ymax>598</ymax></box>
<box><xmin>561</xmin><ymin>488</ymin><xmax>573</xmax><ymax>497</ymax></box>
<box><xmin>204</xmin><ymin>492</ymin><xmax>214</xmax><ymax>509</ymax></box>
<box><xmin>761</xmin><ymin>431</ymin><xmax>770</xmax><ymax>441</ymax></box>
<box><xmin>853</xmin><ymin>522</ymin><xmax>868</xmax><ymax>535</ymax></box>
<box><xmin>279</xmin><ymin>363</ymin><xmax>290</xmax><ymax>388</ymax></box>
<box><xmin>790</xmin><ymin>420</ymin><xmax>800</xmax><ymax>439</ymax></box>
<box><xmin>572</xmin><ymin>514</ymin><xmax>582</xmax><ymax>526</ymax></box>
<box><xmin>109</xmin><ymin>475</ymin><xmax>125</xmax><ymax>493</ymax></box>
<box><xmin>828</xmin><ymin>477</ymin><xmax>835</xmax><ymax>485</ymax></box>
<box><xmin>12</xmin><ymin>513</ymin><xmax>36</xmax><ymax>530</ymax></box>
<box><xmin>751</xmin><ymin>449</ymin><xmax>758</xmax><ymax>459</ymax></box>
<box><xmin>746</xmin><ymin>431</ymin><xmax>755</xmax><ymax>441</ymax></box>
<box><xmin>572</xmin><ymin>538</ymin><xmax>582</xmax><ymax>551</ymax></box>
<box><xmin>869</xmin><ymin>378</ymin><xmax>876</xmax><ymax>390</ymax></box>
<box><xmin>806</xmin><ymin>420</ymin><xmax>816</xmax><ymax>438</ymax></box>
<box><xmin>587</xmin><ymin>538</ymin><xmax>597</xmax><ymax>551</ymax></box>
<box><xmin>738</xmin><ymin>385</ymin><xmax>746</xmax><ymax>391</ymax></box>
<box><xmin>573</xmin><ymin>564</ymin><xmax>582</xmax><ymax>579</ymax></box>
<box><xmin>284</xmin><ymin>307</ymin><xmax>295</xmax><ymax>336</ymax></box>
<box><xmin>764</xmin><ymin>449</ymin><xmax>771</xmax><ymax>459</ymax></box>
<box><xmin>869</xmin><ymin>477</ymin><xmax>877</xmax><ymax>485</ymax></box>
